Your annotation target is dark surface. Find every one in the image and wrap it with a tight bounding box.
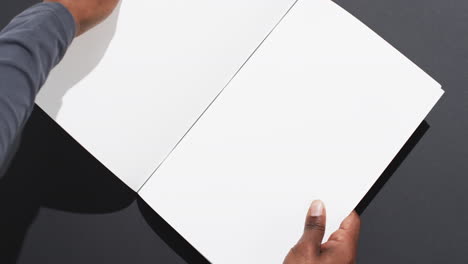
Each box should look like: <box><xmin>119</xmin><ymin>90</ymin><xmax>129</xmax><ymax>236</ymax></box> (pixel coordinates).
<box><xmin>1</xmin><ymin>0</ymin><xmax>467</xmax><ymax>263</ymax></box>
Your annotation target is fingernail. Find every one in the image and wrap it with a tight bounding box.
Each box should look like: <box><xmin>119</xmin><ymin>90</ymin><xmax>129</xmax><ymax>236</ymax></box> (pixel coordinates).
<box><xmin>310</xmin><ymin>200</ymin><xmax>324</xmax><ymax>217</ymax></box>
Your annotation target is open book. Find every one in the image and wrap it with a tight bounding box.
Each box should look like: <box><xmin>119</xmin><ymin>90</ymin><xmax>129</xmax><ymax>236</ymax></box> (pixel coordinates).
<box><xmin>37</xmin><ymin>0</ymin><xmax>443</xmax><ymax>263</ymax></box>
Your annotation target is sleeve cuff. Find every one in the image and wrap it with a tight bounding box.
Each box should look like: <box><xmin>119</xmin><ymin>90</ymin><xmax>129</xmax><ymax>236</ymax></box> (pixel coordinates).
<box><xmin>13</xmin><ymin>2</ymin><xmax>77</xmax><ymax>47</ymax></box>
<box><xmin>41</xmin><ymin>2</ymin><xmax>77</xmax><ymax>45</ymax></box>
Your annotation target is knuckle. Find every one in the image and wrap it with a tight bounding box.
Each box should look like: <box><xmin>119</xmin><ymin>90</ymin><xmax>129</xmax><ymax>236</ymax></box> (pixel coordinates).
<box><xmin>329</xmin><ymin>230</ymin><xmax>345</xmax><ymax>241</ymax></box>
<box><xmin>304</xmin><ymin>221</ymin><xmax>325</xmax><ymax>232</ymax></box>
<box><xmin>329</xmin><ymin>230</ymin><xmax>354</xmax><ymax>242</ymax></box>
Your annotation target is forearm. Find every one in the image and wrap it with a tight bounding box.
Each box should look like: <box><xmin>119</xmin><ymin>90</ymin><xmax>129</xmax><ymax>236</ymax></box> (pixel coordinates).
<box><xmin>0</xmin><ymin>2</ymin><xmax>75</xmax><ymax>168</ymax></box>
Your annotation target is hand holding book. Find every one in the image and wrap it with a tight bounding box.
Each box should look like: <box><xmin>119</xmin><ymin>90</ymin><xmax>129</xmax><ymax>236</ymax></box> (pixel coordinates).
<box><xmin>284</xmin><ymin>201</ymin><xmax>360</xmax><ymax>264</ymax></box>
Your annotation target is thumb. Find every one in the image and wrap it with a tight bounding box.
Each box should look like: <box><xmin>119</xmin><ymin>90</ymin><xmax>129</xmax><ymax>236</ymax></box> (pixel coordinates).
<box><xmin>301</xmin><ymin>200</ymin><xmax>327</xmax><ymax>254</ymax></box>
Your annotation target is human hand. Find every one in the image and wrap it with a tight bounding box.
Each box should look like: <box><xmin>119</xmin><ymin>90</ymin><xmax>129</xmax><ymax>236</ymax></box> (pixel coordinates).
<box><xmin>44</xmin><ymin>0</ymin><xmax>120</xmax><ymax>36</ymax></box>
<box><xmin>284</xmin><ymin>201</ymin><xmax>360</xmax><ymax>264</ymax></box>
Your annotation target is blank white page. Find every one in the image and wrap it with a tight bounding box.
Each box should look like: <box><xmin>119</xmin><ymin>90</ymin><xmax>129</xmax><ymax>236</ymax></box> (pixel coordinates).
<box><xmin>36</xmin><ymin>0</ymin><xmax>296</xmax><ymax>191</ymax></box>
<box><xmin>140</xmin><ymin>0</ymin><xmax>443</xmax><ymax>263</ymax></box>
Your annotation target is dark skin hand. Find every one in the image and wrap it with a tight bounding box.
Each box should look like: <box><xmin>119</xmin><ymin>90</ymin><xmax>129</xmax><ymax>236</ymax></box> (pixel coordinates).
<box><xmin>284</xmin><ymin>200</ymin><xmax>361</xmax><ymax>264</ymax></box>
<box><xmin>39</xmin><ymin>1</ymin><xmax>361</xmax><ymax>262</ymax></box>
<box><xmin>44</xmin><ymin>0</ymin><xmax>120</xmax><ymax>36</ymax></box>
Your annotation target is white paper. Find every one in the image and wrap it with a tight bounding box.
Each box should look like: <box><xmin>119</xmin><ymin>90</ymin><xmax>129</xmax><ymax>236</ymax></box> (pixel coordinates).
<box><xmin>139</xmin><ymin>0</ymin><xmax>443</xmax><ymax>263</ymax></box>
<box><xmin>36</xmin><ymin>0</ymin><xmax>296</xmax><ymax>191</ymax></box>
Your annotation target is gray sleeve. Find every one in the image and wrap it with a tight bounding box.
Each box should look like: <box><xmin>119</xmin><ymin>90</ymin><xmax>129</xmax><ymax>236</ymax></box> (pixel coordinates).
<box><xmin>0</xmin><ymin>2</ymin><xmax>76</xmax><ymax>168</ymax></box>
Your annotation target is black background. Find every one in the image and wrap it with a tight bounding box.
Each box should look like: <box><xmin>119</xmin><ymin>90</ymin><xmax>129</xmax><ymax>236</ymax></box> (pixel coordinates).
<box><xmin>1</xmin><ymin>0</ymin><xmax>467</xmax><ymax>263</ymax></box>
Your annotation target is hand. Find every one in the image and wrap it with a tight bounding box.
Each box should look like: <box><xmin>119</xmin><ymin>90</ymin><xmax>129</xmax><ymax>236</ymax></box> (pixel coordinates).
<box><xmin>284</xmin><ymin>201</ymin><xmax>360</xmax><ymax>264</ymax></box>
<box><xmin>44</xmin><ymin>0</ymin><xmax>120</xmax><ymax>36</ymax></box>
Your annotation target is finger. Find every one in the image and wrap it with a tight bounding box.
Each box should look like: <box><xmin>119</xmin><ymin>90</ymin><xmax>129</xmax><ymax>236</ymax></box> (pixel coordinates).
<box><xmin>320</xmin><ymin>212</ymin><xmax>360</xmax><ymax>263</ymax></box>
<box><xmin>301</xmin><ymin>200</ymin><xmax>326</xmax><ymax>253</ymax></box>
<box><xmin>339</xmin><ymin>211</ymin><xmax>361</xmax><ymax>243</ymax></box>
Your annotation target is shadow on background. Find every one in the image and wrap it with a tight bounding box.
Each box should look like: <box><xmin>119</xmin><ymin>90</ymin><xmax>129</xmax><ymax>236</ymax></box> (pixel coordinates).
<box><xmin>0</xmin><ymin>3</ymin><xmax>131</xmax><ymax>262</ymax></box>
<box><xmin>137</xmin><ymin>198</ymin><xmax>210</xmax><ymax>264</ymax></box>
<box><xmin>355</xmin><ymin>121</ymin><xmax>430</xmax><ymax>214</ymax></box>
<box><xmin>0</xmin><ymin>107</ymin><xmax>136</xmax><ymax>263</ymax></box>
